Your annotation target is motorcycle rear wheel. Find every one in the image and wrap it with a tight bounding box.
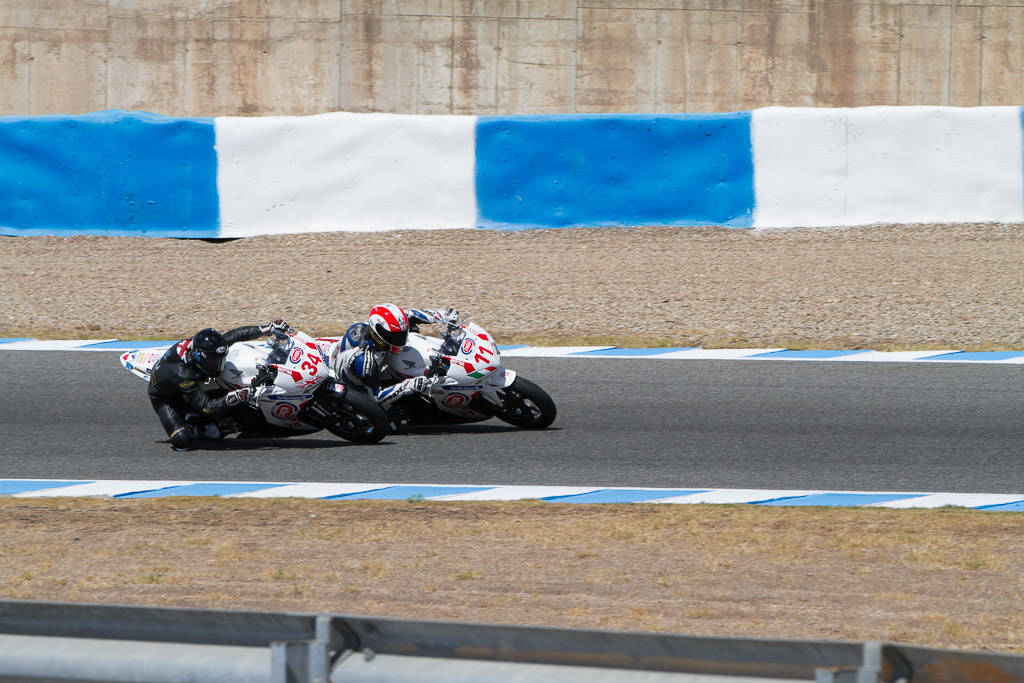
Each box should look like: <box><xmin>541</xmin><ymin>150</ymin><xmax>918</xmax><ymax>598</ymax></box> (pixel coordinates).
<box><xmin>325</xmin><ymin>390</ymin><xmax>389</xmax><ymax>444</ymax></box>
<box><xmin>495</xmin><ymin>377</ymin><xmax>556</xmax><ymax>429</ymax></box>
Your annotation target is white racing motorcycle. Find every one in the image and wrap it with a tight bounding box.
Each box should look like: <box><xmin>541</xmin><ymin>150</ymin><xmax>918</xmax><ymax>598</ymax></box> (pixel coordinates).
<box><xmin>350</xmin><ymin>314</ymin><xmax>556</xmax><ymax>430</ymax></box>
<box><xmin>121</xmin><ymin>327</ymin><xmax>389</xmax><ymax>444</ymax></box>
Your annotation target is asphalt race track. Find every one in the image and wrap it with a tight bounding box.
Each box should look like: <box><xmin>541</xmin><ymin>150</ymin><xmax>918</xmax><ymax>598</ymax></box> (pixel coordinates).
<box><xmin>4</xmin><ymin>351</ymin><xmax>1023</xmax><ymax>494</ymax></box>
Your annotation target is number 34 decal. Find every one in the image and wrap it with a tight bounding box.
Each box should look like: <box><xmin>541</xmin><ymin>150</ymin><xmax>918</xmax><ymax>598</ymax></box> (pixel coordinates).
<box><xmin>300</xmin><ymin>352</ymin><xmax>321</xmax><ymax>376</ymax></box>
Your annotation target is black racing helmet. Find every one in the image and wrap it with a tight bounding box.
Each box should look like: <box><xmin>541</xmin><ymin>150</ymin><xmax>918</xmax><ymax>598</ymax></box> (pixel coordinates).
<box><xmin>190</xmin><ymin>328</ymin><xmax>229</xmax><ymax>377</ymax></box>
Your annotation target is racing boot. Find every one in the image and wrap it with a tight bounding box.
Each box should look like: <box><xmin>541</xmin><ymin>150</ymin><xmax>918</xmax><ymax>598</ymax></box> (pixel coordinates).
<box><xmin>217</xmin><ymin>417</ymin><xmax>240</xmax><ymax>438</ymax></box>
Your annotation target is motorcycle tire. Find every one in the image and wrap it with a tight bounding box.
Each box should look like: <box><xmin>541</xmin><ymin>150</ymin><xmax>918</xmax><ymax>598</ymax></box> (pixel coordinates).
<box><xmin>495</xmin><ymin>377</ymin><xmax>556</xmax><ymax>429</ymax></box>
<box><xmin>324</xmin><ymin>389</ymin><xmax>389</xmax><ymax>444</ymax></box>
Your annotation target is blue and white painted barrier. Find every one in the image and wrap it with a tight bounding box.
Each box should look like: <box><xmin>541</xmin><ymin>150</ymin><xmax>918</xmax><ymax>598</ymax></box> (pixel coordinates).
<box><xmin>1</xmin><ymin>479</ymin><xmax>1021</xmax><ymax>510</ymax></box>
<box><xmin>3</xmin><ymin>338</ymin><xmax>1024</xmax><ymax>364</ymax></box>
<box><xmin>1</xmin><ymin>107</ymin><xmax>1021</xmax><ymax>237</ymax></box>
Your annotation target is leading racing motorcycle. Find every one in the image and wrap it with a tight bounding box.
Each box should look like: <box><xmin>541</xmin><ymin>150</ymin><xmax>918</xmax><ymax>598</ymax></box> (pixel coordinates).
<box><xmin>121</xmin><ymin>327</ymin><xmax>389</xmax><ymax>443</ymax></box>
<box><xmin>327</xmin><ymin>314</ymin><xmax>556</xmax><ymax>430</ymax></box>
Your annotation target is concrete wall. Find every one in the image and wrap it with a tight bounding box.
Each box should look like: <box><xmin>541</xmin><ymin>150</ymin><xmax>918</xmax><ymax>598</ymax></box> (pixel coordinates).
<box><xmin>4</xmin><ymin>1</ymin><xmax>1024</xmax><ymax>118</ymax></box>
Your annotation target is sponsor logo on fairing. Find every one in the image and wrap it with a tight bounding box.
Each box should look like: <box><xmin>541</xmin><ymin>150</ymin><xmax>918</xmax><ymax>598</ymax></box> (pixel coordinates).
<box><xmin>444</xmin><ymin>394</ymin><xmax>468</xmax><ymax>408</ymax></box>
<box><xmin>273</xmin><ymin>403</ymin><xmax>297</xmax><ymax>420</ymax></box>
<box><xmin>289</xmin><ymin>347</ymin><xmax>303</xmax><ymax>364</ymax></box>
<box><xmin>461</xmin><ymin>338</ymin><xmax>475</xmax><ymax>355</ymax></box>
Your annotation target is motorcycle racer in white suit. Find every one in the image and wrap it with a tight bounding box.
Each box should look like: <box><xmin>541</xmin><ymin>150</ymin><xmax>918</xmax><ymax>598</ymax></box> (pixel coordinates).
<box><xmin>329</xmin><ymin>303</ymin><xmax>460</xmax><ymax>408</ymax></box>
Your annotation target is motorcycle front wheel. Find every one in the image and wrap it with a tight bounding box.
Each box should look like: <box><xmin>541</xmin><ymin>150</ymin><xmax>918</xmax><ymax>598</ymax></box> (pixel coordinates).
<box><xmin>495</xmin><ymin>377</ymin><xmax>556</xmax><ymax>429</ymax></box>
<box><xmin>324</xmin><ymin>390</ymin><xmax>389</xmax><ymax>444</ymax></box>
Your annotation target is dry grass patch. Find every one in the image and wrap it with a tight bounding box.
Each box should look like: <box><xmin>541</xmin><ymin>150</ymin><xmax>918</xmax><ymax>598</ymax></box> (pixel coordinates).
<box><xmin>0</xmin><ymin>498</ymin><xmax>1021</xmax><ymax>653</ymax></box>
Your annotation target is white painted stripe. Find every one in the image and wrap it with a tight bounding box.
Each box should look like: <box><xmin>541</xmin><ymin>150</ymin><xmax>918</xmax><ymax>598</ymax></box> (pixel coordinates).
<box><xmin>15</xmin><ymin>480</ymin><xmax>195</xmax><ymax>498</ymax></box>
<box><xmin>828</xmin><ymin>351</ymin><xmax>961</xmax><ymax>362</ymax></box>
<box><xmin>650</xmin><ymin>489</ymin><xmax>826</xmax><ymax>505</ymax></box>
<box><xmin>655</xmin><ymin>348</ymin><xmax>787</xmax><ymax>360</ymax></box>
<box><xmin>215</xmin><ymin>112</ymin><xmax>478</xmax><ymax>237</ymax></box>
<box><xmin>753</xmin><ymin>107</ymin><xmax>849</xmax><ymax>228</ymax></box>
<box><xmin>753</xmin><ymin>106</ymin><xmax>1024</xmax><ymax>228</ymax></box>
<box><xmin>919</xmin><ymin>356</ymin><xmax>1024</xmax><ymax>364</ymax></box>
<box><xmin>230</xmin><ymin>483</ymin><xmax>395</xmax><ymax>498</ymax></box>
<box><xmin>0</xmin><ymin>339</ymin><xmax>115</xmax><ymax>350</ymax></box>
<box><xmin>432</xmin><ymin>486</ymin><xmax>603</xmax><ymax>501</ymax></box>
<box><xmin>869</xmin><ymin>493</ymin><xmax>1024</xmax><ymax>509</ymax></box>
<box><xmin>845</xmin><ymin>106</ymin><xmax>1024</xmax><ymax>225</ymax></box>
<box><xmin>499</xmin><ymin>346</ymin><xmax>615</xmax><ymax>357</ymax></box>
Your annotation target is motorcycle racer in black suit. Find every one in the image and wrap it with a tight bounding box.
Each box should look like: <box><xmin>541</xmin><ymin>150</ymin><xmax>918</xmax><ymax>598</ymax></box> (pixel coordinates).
<box><xmin>148</xmin><ymin>320</ymin><xmax>288</xmax><ymax>451</ymax></box>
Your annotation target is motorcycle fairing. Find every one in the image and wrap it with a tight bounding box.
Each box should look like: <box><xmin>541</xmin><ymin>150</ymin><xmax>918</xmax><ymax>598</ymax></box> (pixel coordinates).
<box><xmin>390</xmin><ymin>322</ymin><xmax>517</xmax><ymax>421</ymax></box>
<box><xmin>119</xmin><ymin>349</ymin><xmax>164</xmax><ymax>382</ymax></box>
<box><xmin>221</xmin><ymin>332</ymin><xmax>326</xmax><ymax>431</ymax></box>
<box><xmin>427</xmin><ymin>367</ymin><xmax>518</xmax><ymax>420</ymax></box>
<box><xmin>259</xmin><ymin>390</ymin><xmax>317</xmax><ymax>431</ymax></box>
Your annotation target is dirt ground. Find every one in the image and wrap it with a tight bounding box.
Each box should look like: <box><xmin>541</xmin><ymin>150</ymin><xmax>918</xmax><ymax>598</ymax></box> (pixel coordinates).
<box><xmin>0</xmin><ymin>498</ymin><xmax>1021</xmax><ymax>654</ymax></box>
<box><xmin>3</xmin><ymin>223</ymin><xmax>1023</xmax><ymax>654</ymax></box>
<box><xmin>2</xmin><ymin>223</ymin><xmax>1023</xmax><ymax>350</ymax></box>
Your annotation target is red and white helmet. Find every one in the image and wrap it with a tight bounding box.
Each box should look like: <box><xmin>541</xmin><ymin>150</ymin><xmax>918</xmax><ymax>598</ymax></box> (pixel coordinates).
<box><xmin>367</xmin><ymin>303</ymin><xmax>410</xmax><ymax>353</ymax></box>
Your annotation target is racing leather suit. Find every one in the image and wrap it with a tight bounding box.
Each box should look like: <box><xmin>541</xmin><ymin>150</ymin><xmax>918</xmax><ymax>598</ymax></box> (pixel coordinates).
<box><xmin>148</xmin><ymin>325</ymin><xmax>266</xmax><ymax>450</ymax></box>
<box><xmin>329</xmin><ymin>308</ymin><xmax>442</xmax><ymax>407</ymax></box>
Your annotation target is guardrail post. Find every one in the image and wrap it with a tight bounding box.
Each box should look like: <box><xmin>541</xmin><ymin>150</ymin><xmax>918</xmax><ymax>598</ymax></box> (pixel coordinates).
<box><xmin>270</xmin><ymin>639</ymin><xmax>329</xmax><ymax>683</ymax></box>
<box><xmin>814</xmin><ymin>641</ymin><xmax>900</xmax><ymax>683</ymax></box>
<box><xmin>316</xmin><ymin>614</ymin><xmax>357</xmax><ymax>663</ymax></box>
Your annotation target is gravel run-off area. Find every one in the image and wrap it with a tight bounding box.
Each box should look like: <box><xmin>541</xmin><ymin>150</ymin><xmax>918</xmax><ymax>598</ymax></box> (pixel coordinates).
<box><xmin>2</xmin><ymin>222</ymin><xmax>1023</xmax><ymax>350</ymax></box>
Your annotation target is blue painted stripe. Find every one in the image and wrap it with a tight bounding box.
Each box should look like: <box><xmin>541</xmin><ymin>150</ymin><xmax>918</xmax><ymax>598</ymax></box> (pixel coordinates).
<box><xmin>0</xmin><ymin>110</ymin><xmax>219</xmax><ymax>237</ymax></box>
<box><xmin>744</xmin><ymin>494</ymin><xmax>815</xmax><ymax>504</ymax></box>
<box><xmin>497</xmin><ymin>345</ymin><xmax>529</xmax><ymax>351</ymax></box>
<box><xmin>981</xmin><ymin>500</ymin><xmax>1024</xmax><ymax>511</ymax></box>
<box><xmin>570</xmin><ymin>347</ymin><xmax>699</xmax><ymax>357</ymax></box>
<box><xmin>81</xmin><ymin>340</ymin><xmax>174</xmax><ymax>349</ymax></box>
<box><xmin>0</xmin><ymin>480</ymin><xmax>88</xmax><ymax>494</ymax></box>
<box><xmin>331</xmin><ymin>485</ymin><xmax>493</xmax><ymax>500</ymax></box>
<box><xmin>748</xmin><ymin>350</ymin><xmax>870</xmax><ymax>360</ymax></box>
<box><xmin>920</xmin><ymin>351</ymin><xmax>1024</xmax><ymax>362</ymax></box>
<box><xmin>118</xmin><ymin>483</ymin><xmax>278</xmax><ymax>498</ymax></box>
<box><xmin>759</xmin><ymin>493</ymin><xmax>919</xmax><ymax>507</ymax></box>
<box><xmin>0</xmin><ymin>338</ymin><xmax>33</xmax><ymax>344</ymax></box>
<box><xmin>544</xmin><ymin>489</ymin><xmax>708</xmax><ymax>503</ymax></box>
<box><xmin>475</xmin><ymin>113</ymin><xmax>756</xmax><ymax>230</ymax></box>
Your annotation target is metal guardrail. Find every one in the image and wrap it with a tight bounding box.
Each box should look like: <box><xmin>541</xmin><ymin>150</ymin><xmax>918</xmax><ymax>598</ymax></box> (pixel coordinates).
<box><xmin>0</xmin><ymin>600</ymin><xmax>1021</xmax><ymax>682</ymax></box>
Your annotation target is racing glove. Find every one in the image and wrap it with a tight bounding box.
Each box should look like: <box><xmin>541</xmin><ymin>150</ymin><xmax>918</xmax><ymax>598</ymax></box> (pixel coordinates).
<box><xmin>224</xmin><ymin>387</ymin><xmax>251</xmax><ymax>407</ymax></box>
<box><xmin>259</xmin><ymin>319</ymin><xmax>289</xmax><ymax>334</ymax></box>
<box><xmin>433</xmin><ymin>308</ymin><xmax>460</xmax><ymax>326</ymax></box>
<box><xmin>400</xmin><ymin>376</ymin><xmax>435</xmax><ymax>395</ymax></box>
<box><xmin>377</xmin><ymin>375</ymin><xmax>435</xmax><ymax>407</ymax></box>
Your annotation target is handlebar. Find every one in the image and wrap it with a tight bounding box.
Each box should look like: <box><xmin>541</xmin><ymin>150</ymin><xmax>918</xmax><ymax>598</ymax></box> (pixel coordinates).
<box><xmin>251</xmin><ymin>363</ymin><xmax>278</xmax><ymax>388</ymax></box>
<box><xmin>426</xmin><ymin>353</ymin><xmax>451</xmax><ymax>378</ymax></box>
<box><xmin>427</xmin><ymin>312</ymin><xmax>471</xmax><ymax>378</ymax></box>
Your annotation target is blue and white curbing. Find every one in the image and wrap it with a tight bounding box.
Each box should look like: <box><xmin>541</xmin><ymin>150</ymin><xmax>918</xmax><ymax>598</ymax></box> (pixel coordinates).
<box><xmin>3</xmin><ymin>338</ymin><xmax>1024</xmax><ymax>364</ymax></box>
<box><xmin>1</xmin><ymin>479</ymin><xmax>1021</xmax><ymax>510</ymax></box>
